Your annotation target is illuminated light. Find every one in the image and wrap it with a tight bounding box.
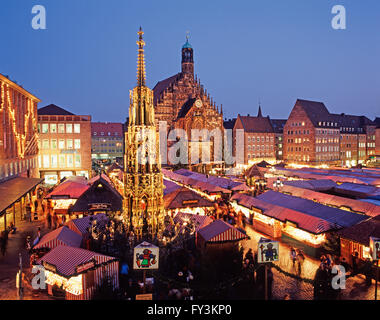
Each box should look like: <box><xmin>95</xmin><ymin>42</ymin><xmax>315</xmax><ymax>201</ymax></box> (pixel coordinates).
<box><xmin>283</xmin><ymin>225</ymin><xmax>326</xmax><ymax>246</ymax></box>
<box><xmin>53</xmin><ymin>199</ymin><xmax>77</xmax><ymax>210</ymax></box>
<box><xmin>45</xmin><ymin>270</ymin><xmax>83</xmax><ymax>295</ymax></box>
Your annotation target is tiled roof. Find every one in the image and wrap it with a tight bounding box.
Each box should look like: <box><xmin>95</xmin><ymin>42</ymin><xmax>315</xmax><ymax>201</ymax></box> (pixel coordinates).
<box><xmin>91</xmin><ymin>122</ymin><xmax>123</xmax><ymax>137</ymax></box>
<box><xmin>223</xmin><ymin>119</ymin><xmax>236</xmax><ymax>130</ymax></box>
<box><xmin>198</xmin><ymin>219</ymin><xmax>248</xmax><ymax>242</ymax></box>
<box><xmin>177</xmin><ymin>98</ymin><xmax>197</xmax><ymax>118</ymax></box>
<box><xmin>66</xmin><ymin>213</ymin><xmax>109</xmax><ymax>236</ymax></box>
<box><xmin>34</xmin><ymin>226</ymin><xmax>82</xmax><ymax>250</ymax></box>
<box><xmin>153</xmin><ymin>73</ymin><xmax>180</xmax><ymax>104</ymax></box>
<box><xmin>38</xmin><ymin>104</ymin><xmax>74</xmax><ymax>116</ymax></box>
<box><xmin>164</xmin><ymin>187</ymin><xmax>214</xmax><ymax>209</ymax></box>
<box><xmin>237</xmin><ymin>115</ymin><xmax>274</xmax><ymax>133</ymax></box>
<box><xmin>270</xmin><ymin>119</ymin><xmax>287</xmax><ymax>133</ymax></box>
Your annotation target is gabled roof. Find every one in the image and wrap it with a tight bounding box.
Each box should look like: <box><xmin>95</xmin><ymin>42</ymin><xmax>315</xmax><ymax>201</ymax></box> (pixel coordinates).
<box><xmin>198</xmin><ymin>219</ymin><xmax>249</xmax><ymax>243</ymax></box>
<box><xmin>34</xmin><ymin>226</ymin><xmax>82</xmax><ymax>250</ymax></box>
<box><xmin>164</xmin><ymin>187</ymin><xmax>214</xmax><ymax>209</ymax></box>
<box><xmin>173</xmin><ymin>212</ymin><xmax>213</xmax><ymax>232</ymax></box>
<box><xmin>66</xmin><ymin>213</ymin><xmax>109</xmax><ymax>236</ymax></box>
<box><xmin>153</xmin><ymin>73</ymin><xmax>181</xmax><ymax>104</ymax></box>
<box><xmin>294</xmin><ymin>99</ymin><xmax>331</xmax><ymax>127</ymax></box>
<box><xmin>236</xmin><ymin>115</ymin><xmax>274</xmax><ymax>133</ymax></box>
<box><xmin>37</xmin><ymin>245</ymin><xmax>116</xmax><ymax>277</ymax></box>
<box><xmin>38</xmin><ymin>104</ymin><xmax>74</xmax><ymax>116</ymax></box>
<box><xmin>244</xmin><ymin>165</ymin><xmax>265</xmax><ymax>178</ymax></box>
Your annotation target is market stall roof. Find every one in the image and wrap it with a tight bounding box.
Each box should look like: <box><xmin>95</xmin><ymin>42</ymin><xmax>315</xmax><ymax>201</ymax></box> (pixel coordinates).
<box><xmin>256</xmin><ymin>191</ymin><xmax>368</xmax><ymax>229</ymax></box>
<box><xmin>174</xmin><ymin>212</ymin><xmax>213</xmax><ymax>232</ymax></box>
<box><xmin>46</xmin><ymin>177</ymin><xmax>89</xmax><ymax>199</ymax></box>
<box><xmin>231</xmin><ymin>193</ymin><xmax>338</xmax><ymax>234</ymax></box>
<box><xmin>198</xmin><ymin>219</ymin><xmax>249</xmax><ymax>243</ymax></box>
<box><xmin>66</xmin><ymin>214</ymin><xmax>109</xmax><ymax>237</ymax></box>
<box><xmin>244</xmin><ymin>165</ymin><xmax>265</xmax><ymax>178</ymax></box>
<box><xmin>0</xmin><ymin>177</ymin><xmax>43</xmax><ymax>214</ymax></box>
<box><xmin>337</xmin><ymin>216</ymin><xmax>380</xmax><ymax>247</ymax></box>
<box><xmin>70</xmin><ymin>175</ymin><xmax>122</xmax><ymax>212</ymax></box>
<box><xmin>279</xmin><ymin>185</ymin><xmax>380</xmax><ymax>217</ymax></box>
<box><xmin>333</xmin><ymin>182</ymin><xmax>380</xmax><ymax>199</ymax></box>
<box><xmin>164</xmin><ymin>187</ymin><xmax>214</xmax><ymax>209</ymax></box>
<box><xmin>34</xmin><ymin>226</ymin><xmax>82</xmax><ymax>250</ymax></box>
<box><xmin>283</xmin><ymin>179</ymin><xmax>337</xmax><ymax>191</ymax></box>
<box><xmin>37</xmin><ymin>245</ymin><xmax>116</xmax><ymax>277</ymax></box>
<box><xmin>164</xmin><ymin>179</ymin><xmax>181</xmax><ymax>195</ymax></box>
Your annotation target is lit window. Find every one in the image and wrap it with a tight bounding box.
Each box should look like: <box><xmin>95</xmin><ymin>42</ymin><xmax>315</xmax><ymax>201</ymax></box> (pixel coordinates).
<box><xmin>74</xmin><ymin>124</ymin><xmax>80</xmax><ymax>133</ymax></box>
<box><xmin>59</xmin><ymin>155</ymin><xmax>66</xmax><ymax>168</ymax></box>
<box><xmin>66</xmin><ymin>124</ymin><xmax>73</xmax><ymax>133</ymax></box>
<box><xmin>50</xmin><ymin>124</ymin><xmax>57</xmax><ymax>133</ymax></box>
<box><xmin>51</xmin><ymin>139</ymin><xmax>57</xmax><ymax>149</ymax></box>
<box><xmin>59</xmin><ymin>139</ymin><xmax>65</xmax><ymax>149</ymax></box>
<box><xmin>67</xmin><ymin>154</ymin><xmax>73</xmax><ymax>167</ymax></box>
<box><xmin>58</xmin><ymin>124</ymin><xmax>65</xmax><ymax>133</ymax></box>
<box><xmin>42</xmin><ymin>139</ymin><xmax>49</xmax><ymax>149</ymax></box>
<box><xmin>43</xmin><ymin>155</ymin><xmax>50</xmax><ymax>168</ymax></box>
<box><xmin>67</xmin><ymin>139</ymin><xmax>73</xmax><ymax>149</ymax></box>
<box><xmin>75</xmin><ymin>155</ymin><xmax>81</xmax><ymax>168</ymax></box>
<box><xmin>51</xmin><ymin>155</ymin><xmax>58</xmax><ymax>168</ymax></box>
<box><xmin>74</xmin><ymin>139</ymin><xmax>81</xmax><ymax>149</ymax></box>
<box><xmin>42</xmin><ymin>124</ymin><xmax>49</xmax><ymax>134</ymax></box>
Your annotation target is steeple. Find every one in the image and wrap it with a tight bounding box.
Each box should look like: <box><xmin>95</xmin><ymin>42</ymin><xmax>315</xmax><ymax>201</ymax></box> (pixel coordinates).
<box><xmin>257</xmin><ymin>104</ymin><xmax>263</xmax><ymax>117</ymax></box>
<box><xmin>181</xmin><ymin>32</ymin><xmax>194</xmax><ymax>75</ymax></box>
<box><xmin>136</xmin><ymin>26</ymin><xmax>146</xmax><ymax>87</ymax></box>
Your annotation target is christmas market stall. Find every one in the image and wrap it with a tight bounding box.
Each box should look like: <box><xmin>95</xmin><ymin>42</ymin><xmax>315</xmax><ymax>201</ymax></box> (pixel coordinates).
<box><xmin>164</xmin><ymin>187</ymin><xmax>215</xmax><ymax>216</ymax></box>
<box><xmin>66</xmin><ymin>213</ymin><xmax>109</xmax><ymax>242</ymax></box>
<box><xmin>197</xmin><ymin>219</ymin><xmax>249</xmax><ymax>250</ymax></box>
<box><xmin>37</xmin><ymin>245</ymin><xmax>119</xmax><ymax>300</ymax></box>
<box><xmin>337</xmin><ymin>215</ymin><xmax>380</xmax><ymax>267</ymax></box>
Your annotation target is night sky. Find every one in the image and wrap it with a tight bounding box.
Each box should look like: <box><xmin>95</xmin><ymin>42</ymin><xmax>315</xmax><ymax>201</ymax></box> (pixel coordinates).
<box><xmin>1</xmin><ymin>0</ymin><xmax>379</xmax><ymax>122</ymax></box>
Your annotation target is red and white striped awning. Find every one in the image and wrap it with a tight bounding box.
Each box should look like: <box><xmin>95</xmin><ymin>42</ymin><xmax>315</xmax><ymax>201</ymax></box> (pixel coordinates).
<box><xmin>34</xmin><ymin>226</ymin><xmax>82</xmax><ymax>250</ymax></box>
<box><xmin>198</xmin><ymin>219</ymin><xmax>249</xmax><ymax>243</ymax></box>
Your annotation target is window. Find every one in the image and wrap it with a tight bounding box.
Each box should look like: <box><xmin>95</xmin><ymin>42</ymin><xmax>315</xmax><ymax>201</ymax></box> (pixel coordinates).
<box><xmin>74</xmin><ymin>124</ymin><xmax>80</xmax><ymax>133</ymax></box>
<box><xmin>75</xmin><ymin>155</ymin><xmax>81</xmax><ymax>168</ymax></box>
<box><xmin>51</xmin><ymin>139</ymin><xmax>57</xmax><ymax>149</ymax></box>
<box><xmin>43</xmin><ymin>155</ymin><xmax>50</xmax><ymax>168</ymax></box>
<box><xmin>74</xmin><ymin>139</ymin><xmax>81</xmax><ymax>149</ymax></box>
<box><xmin>51</xmin><ymin>155</ymin><xmax>58</xmax><ymax>168</ymax></box>
<box><xmin>42</xmin><ymin>124</ymin><xmax>49</xmax><ymax>134</ymax></box>
<box><xmin>67</xmin><ymin>154</ymin><xmax>74</xmax><ymax>167</ymax></box>
<box><xmin>66</xmin><ymin>124</ymin><xmax>73</xmax><ymax>133</ymax></box>
<box><xmin>50</xmin><ymin>124</ymin><xmax>57</xmax><ymax>133</ymax></box>
<box><xmin>59</xmin><ymin>139</ymin><xmax>65</xmax><ymax>149</ymax></box>
<box><xmin>67</xmin><ymin>139</ymin><xmax>73</xmax><ymax>149</ymax></box>
<box><xmin>59</xmin><ymin>155</ymin><xmax>66</xmax><ymax>168</ymax></box>
<box><xmin>58</xmin><ymin>124</ymin><xmax>65</xmax><ymax>133</ymax></box>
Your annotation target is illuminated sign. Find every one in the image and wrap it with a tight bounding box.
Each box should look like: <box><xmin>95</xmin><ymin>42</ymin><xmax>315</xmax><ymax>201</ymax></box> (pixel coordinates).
<box><xmin>257</xmin><ymin>238</ymin><xmax>279</xmax><ymax>263</ymax></box>
<box><xmin>75</xmin><ymin>260</ymin><xmax>95</xmax><ymax>273</ymax></box>
<box><xmin>370</xmin><ymin>237</ymin><xmax>380</xmax><ymax>261</ymax></box>
<box><xmin>136</xmin><ymin>293</ymin><xmax>153</xmax><ymax>300</ymax></box>
<box><xmin>43</xmin><ymin>261</ymin><xmax>57</xmax><ymax>273</ymax></box>
<box><xmin>133</xmin><ymin>242</ymin><xmax>159</xmax><ymax>270</ymax></box>
<box><xmin>51</xmin><ymin>195</ymin><xmax>70</xmax><ymax>200</ymax></box>
<box><xmin>88</xmin><ymin>203</ymin><xmax>111</xmax><ymax>210</ymax></box>
<box><xmin>182</xmin><ymin>200</ymin><xmax>199</xmax><ymax>205</ymax></box>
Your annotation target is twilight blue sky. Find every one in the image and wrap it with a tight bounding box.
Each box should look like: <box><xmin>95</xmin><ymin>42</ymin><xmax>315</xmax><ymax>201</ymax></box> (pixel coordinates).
<box><xmin>1</xmin><ymin>0</ymin><xmax>379</xmax><ymax>122</ymax></box>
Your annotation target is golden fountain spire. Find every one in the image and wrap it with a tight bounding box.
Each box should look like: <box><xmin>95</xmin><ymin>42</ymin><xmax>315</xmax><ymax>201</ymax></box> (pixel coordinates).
<box><xmin>136</xmin><ymin>26</ymin><xmax>146</xmax><ymax>87</ymax></box>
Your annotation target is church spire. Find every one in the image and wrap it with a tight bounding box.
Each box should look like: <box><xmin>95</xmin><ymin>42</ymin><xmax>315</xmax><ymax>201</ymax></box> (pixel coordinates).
<box><xmin>136</xmin><ymin>26</ymin><xmax>146</xmax><ymax>87</ymax></box>
<box><xmin>257</xmin><ymin>103</ymin><xmax>263</xmax><ymax>117</ymax></box>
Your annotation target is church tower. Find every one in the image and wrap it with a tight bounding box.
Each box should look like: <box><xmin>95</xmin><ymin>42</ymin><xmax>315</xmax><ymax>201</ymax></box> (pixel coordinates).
<box><xmin>181</xmin><ymin>34</ymin><xmax>194</xmax><ymax>76</ymax></box>
<box><xmin>124</xmin><ymin>27</ymin><xmax>165</xmax><ymax>237</ymax></box>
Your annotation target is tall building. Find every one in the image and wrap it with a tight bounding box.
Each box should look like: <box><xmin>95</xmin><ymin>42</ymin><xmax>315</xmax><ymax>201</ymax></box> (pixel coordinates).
<box><xmin>233</xmin><ymin>107</ymin><xmax>276</xmax><ymax>165</ymax></box>
<box><xmin>91</xmin><ymin>122</ymin><xmax>123</xmax><ymax>162</ymax></box>
<box><xmin>153</xmin><ymin>36</ymin><xmax>224</xmax><ymax>169</ymax></box>
<box><xmin>123</xmin><ymin>28</ymin><xmax>165</xmax><ymax>236</ymax></box>
<box><xmin>37</xmin><ymin>104</ymin><xmax>92</xmax><ymax>184</ymax></box>
<box><xmin>283</xmin><ymin>99</ymin><xmax>376</xmax><ymax>166</ymax></box>
<box><xmin>0</xmin><ymin>73</ymin><xmax>40</xmax><ymax>182</ymax></box>
<box><xmin>270</xmin><ymin>118</ymin><xmax>287</xmax><ymax>161</ymax></box>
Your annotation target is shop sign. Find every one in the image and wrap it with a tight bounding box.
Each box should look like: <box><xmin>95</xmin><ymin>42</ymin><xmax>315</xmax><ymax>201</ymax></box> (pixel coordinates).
<box><xmin>75</xmin><ymin>260</ymin><xmax>95</xmax><ymax>273</ymax></box>
<box><xmin>370</xmin><ymin>237</ymin><xmax>380</xmax><ymax>260</ymax></box>
<box><xmin>133</xmin><ymin>242</ymin><xmax>159</xmax><ymax>270</ymax></box>
<box><xmin>257</xmin><ymin>237</ymin><xmax>279</xmax><ymax>263</ymax></box>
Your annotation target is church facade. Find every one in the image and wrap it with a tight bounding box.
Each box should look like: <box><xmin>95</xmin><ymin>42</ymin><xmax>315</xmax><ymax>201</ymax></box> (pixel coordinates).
<box><xmin>153</xmin><ymin>38</ymin><xmax>224</xmax><ymax>171</ymax></box>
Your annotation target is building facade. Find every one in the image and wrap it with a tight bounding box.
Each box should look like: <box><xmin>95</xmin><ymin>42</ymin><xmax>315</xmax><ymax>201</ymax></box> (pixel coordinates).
<box><xmin>233</xmin><ymin>107</ymin><xmax>276</xmax><ymax>166</ymax></box>
<box><xmin>0</xmin><ymin>74</ymin><xmax>40</xmax><ymax>182</ymax></box>
<box><xmin>91</xmin><ymin>122</ymin><xmax>123</xmax><ymax>162</ymax></box>
<box><xmin>37</xmin><ymin>104</ymin><xmax>92</xmax><ymax>184</ymax></box>
<box><xmin>153</xmin><ymin>36</ymin><xmax>224</xmax><ymax>168</ymax></box>
<box><xmin>283</xmin><ymin>99</ymin><xmax>376</xmax><ymax>166</ymax></box>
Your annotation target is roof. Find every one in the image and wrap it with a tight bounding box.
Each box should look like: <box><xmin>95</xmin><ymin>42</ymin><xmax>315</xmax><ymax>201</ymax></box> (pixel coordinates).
<box><xmin>46</xmin><ymin>177</ymin><xmax>89</xmax><ymax>199</ymax></box>
<box><xmin>37</xmin><ymin>245</ymin><xmax>115</xmax><ymax>277</ymax></box>
<box><xmin>34</xmin><ymin>226</ymin><xmax>82</xmax><ymax>250</ymax></box>
<box><xmin>283</xmin><ymin>179</ymin><xmax>337</xmax><ymax>191</ymax></box>
<box><xmin>153</xmin><ymin>73</ymin><xmax>180</xmax><ymax>104</ymax></box>
<box><xmin>270</xmin><ymin>119</ymin><xmax>287</xmax><ymax>133</ymax></box>
<box><xmin>66</xmin><ymin>213</ymin><xmax>109</xmax><ymax>236</ymax></box>
<box><xmin>163</xmin><ymin>179</ymin><xmax>182</xmax><ymax>195</ymax></box>
<box><xmin>236</xmin><ymin>115</ymin><xmax>274</xmax><ymax>133</ymax></box>
<box><xmin>223</xmin><ymin>119</ymin><xmax>236</xmax><ymax>130</ymax></box>
<box><xmin>244</xmin><ymin>165</ymin><xmax>265</xmax><ymax>178</ymax></box>
<box><xmin>256</xmin><ymin>190</ymin><xmax>368</xmax><ymax>229</ymax></box>
<box><xmin>294</xmin><ymin>99</ymin><xmax>331</xmax><ymax>127</ymax></box>
<box><xmin>333</xmin><ymin>182</ymin><xmax>380</xmax><ymax>199</ymax></box>
<box><xmin>164</xmin><ymin>187</ymin><xmax>214</xmax><ymax>209</ymax></box>
<box><xmin>337</xmin><ymin>216</ymin><xmax>380</xmax><ymax>246</ymax></box>
<box><xmin>182</xmin><ymin>39</ymin><xmax>192</xmax><ymax>49</ymax></box>
<box><xmin>91</xmin><ymin>122</ymin><xmax>123</xmax><ymax>137</ymax></box>
<box><xmin>0</xmin><ymin>177</ymin><xmax>43</xmax><ymax>214</ymax></box>
<box><xmin>198</xmin><ymin>219</ymin><xmax>249</xmax><ymax>243</ymax></box>
<box><xmin>38</xmin><ymin>104</ymin><xmax>74</xmax><ymax>116</ymax></box>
